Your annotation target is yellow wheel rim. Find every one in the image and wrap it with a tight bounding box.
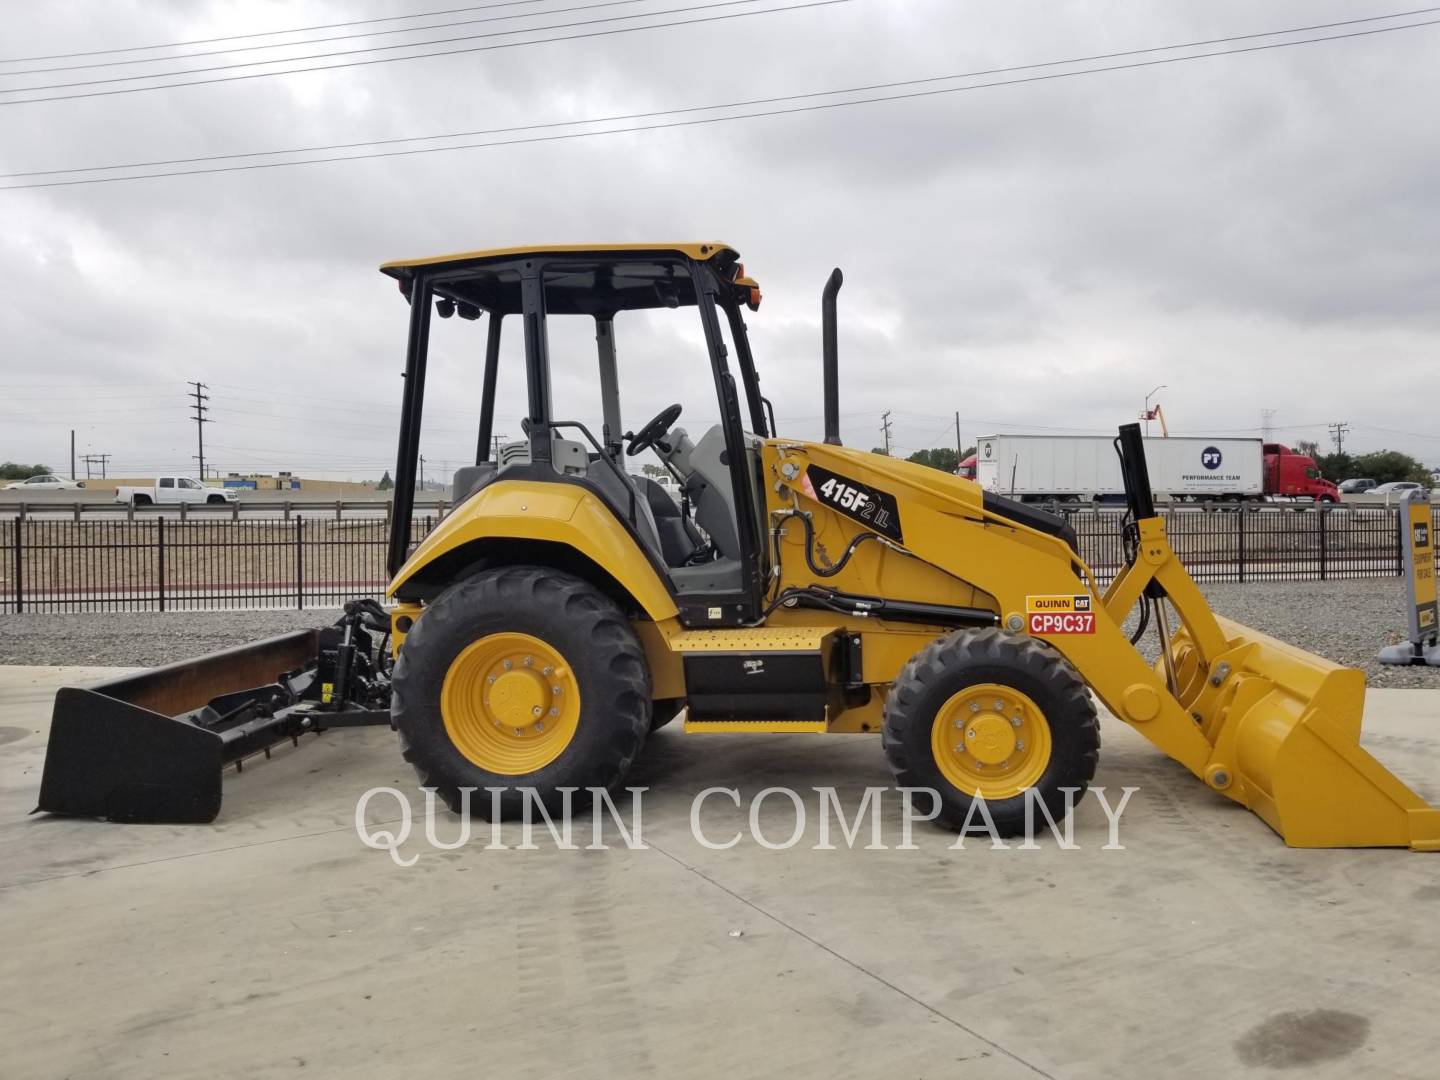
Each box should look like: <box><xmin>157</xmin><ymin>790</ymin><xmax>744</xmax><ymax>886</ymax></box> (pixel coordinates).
<box><xmin>930</xmin><ymin>683</ymin><xmax>1052</xmax><ymax>800</ymax></box>
<box><xmin>440</xmin><ymin>632</ymin><xmax>581</xmax><ymax>775</ymax></box>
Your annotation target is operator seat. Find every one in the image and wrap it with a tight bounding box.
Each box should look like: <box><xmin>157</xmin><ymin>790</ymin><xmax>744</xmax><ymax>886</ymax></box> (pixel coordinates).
<box><xmin>635</xmin><ymin>476</ymin><xmax>705</xmax><ymax>566</ymax></box>
<box><xmin>583</xmin><ymin>459</ymin><xmax>666</xmax><ymax>566</ymax></box>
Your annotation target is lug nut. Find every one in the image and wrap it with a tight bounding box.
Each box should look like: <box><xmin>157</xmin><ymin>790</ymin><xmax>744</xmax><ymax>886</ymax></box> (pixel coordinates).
<box><xmin>503</xmin><ymin>659</ymin><xmax>513</xmax><ymax>671</ymax></box>
<box><xmin>1015</xmin><ymin>740</ymin><xmax>1025</xmax><ymax>751</ymax></box>
<box><xmin>549</xmin><ymin>707</ymin><xmax>558</xmax><ymax>717</ymax></box>
<box><xmin>534</xmin><ymin>721</ymin><xmax>544</xmax><ymax>732</ymax></box>
<box><xmin>1010</xmin><ymin>715</ymin><xmax>1022</xmax><ymax>727</ymax></box>
<box><xmin>487</xmin><ymin>675</ymin><xmax>496</xmax><ymax>685</ymax></box>
<box><xmin>543</xmin><ymin>666</ymin><xmax>554</xmax><ymax>676</ymax></box>
<box><xmin>953</xmin><ymin>717</ymin><xmax>964</xmax><ymax>729</ymax></box>
<box><xmin>967</xmin><ymin>729</ymin><xmax>976</xmax><ymax>739</ymax></box>
<box><xmin>532</xmin><ymin>706</ymin><xmax>542</xmax><ymax>717</ymax></box>
<box><xmin>994</xmin><ymin>699</ymin><xmax>1005</xmax><ymax>710</ymax></box>
<box><xmin>970</xmin><ymin>702</ymin><xmax>980</xmax><ymax>713</ymax></box>
<box><xmin>524</xmin><ymin>656</ymin><xmax>534</xmax><ymax>667</ymax></box>
<box><xmin>552</xmin><ymin>686</ymin><xmax>562</xmax><ymax>695</ymax></box>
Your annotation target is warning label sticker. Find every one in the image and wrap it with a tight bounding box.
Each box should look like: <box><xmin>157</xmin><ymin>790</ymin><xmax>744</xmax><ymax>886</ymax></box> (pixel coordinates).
<box><xmin>1025</xmin><ymin>594</ymin><xmax>1095</xmax><ymax>635</ymax></box>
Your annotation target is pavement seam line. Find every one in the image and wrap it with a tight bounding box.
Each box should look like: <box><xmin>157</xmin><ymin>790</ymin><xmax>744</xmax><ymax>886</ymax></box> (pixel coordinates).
<box><xmin>647</xmin><ymin>840</ymin><xmax>1058</xmax><ymax>1080</ymax></box>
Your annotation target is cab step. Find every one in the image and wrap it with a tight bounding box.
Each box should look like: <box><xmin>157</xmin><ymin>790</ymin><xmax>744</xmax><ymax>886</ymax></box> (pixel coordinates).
<box><xmin>669</xmin><ymin>626</ymin><xmax>840</xmax><ymax>729</ymax></box>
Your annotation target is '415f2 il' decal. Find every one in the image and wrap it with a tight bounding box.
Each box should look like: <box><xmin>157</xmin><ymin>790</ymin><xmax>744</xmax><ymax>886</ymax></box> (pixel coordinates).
<box><xmin>802</xmin><ymin>464</ymin><xmax>903</xmax><ymax>542</ymax></box>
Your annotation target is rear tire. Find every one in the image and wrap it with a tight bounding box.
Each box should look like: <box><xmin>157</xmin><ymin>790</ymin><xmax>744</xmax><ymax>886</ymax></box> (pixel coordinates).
<box><xmin>882</xmin><ymin>628</ymin><xmax>1099</xmax><ymax>836</ymax></box>
<box><xmin>132</xmin><ymin>494</ymin><xmax>152</xmax><ymax>506</ymax></box>
<box><xmin>391</xmin><ymin>567</ymin><xmax>651</xmax><ymax>819</ymax></box>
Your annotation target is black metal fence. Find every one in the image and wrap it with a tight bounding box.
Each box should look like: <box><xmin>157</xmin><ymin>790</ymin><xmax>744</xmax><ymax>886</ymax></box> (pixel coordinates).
<box><xmin>1065</xmin><ymin>505</ymin><xmax>1433</xmax><ymax>585</ymax></box>
<box><xmin>1</xmin><ymin>506</ymin><xmax>1435</xmax><ymax>614</ymax></box>
<box><xmin>1</xmin><ymin>514</ymin><xmax>434</xmax><ymax>613</ymax></box>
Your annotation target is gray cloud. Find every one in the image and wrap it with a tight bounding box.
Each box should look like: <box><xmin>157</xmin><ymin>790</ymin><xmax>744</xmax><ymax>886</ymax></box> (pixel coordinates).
<box><xmin>2</xmin><ymin>0</ymin><xmax>1438</xmax><ymax>479</ymax></box>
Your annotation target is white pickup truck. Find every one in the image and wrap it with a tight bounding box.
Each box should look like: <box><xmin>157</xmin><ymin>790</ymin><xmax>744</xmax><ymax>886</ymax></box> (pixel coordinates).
<box><xmin>114</xmin><ymin>477</ymin><xmax>238</xmax><ymax>506</ymax></box>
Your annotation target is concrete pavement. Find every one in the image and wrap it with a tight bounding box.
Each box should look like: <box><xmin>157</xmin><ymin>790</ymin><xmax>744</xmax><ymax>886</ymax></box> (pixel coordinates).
<box><xmin>2</xmin><ymin>666</ymin><xmax>1439</xmax><ymax>1079</ymax></box>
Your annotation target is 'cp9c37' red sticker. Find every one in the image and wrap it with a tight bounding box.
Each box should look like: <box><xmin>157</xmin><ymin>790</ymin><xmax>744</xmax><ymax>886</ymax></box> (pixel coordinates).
<box><xmin>1026</xmin><ymin>594</ymin><xmax>1095</xmax><ymax>635</ymax></box>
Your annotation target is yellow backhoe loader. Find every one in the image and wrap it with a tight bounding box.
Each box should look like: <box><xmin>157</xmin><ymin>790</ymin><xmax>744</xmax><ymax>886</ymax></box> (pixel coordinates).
<box><xmin>37</xmin><ymin>243</ymin><xmax>1440</xmax><ymax>849</ymax></box>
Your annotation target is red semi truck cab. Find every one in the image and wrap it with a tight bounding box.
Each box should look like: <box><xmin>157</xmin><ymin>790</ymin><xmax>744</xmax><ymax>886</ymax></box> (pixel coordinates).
<box><xmin>1263</xmin><ymin>443</ymin><xmax>1339</xmax><ymax>502</ymax></box>
<box><xmin>957</xmin><ymin>454</ymin><xmax>977</xmax><ymax>481</ymax></box>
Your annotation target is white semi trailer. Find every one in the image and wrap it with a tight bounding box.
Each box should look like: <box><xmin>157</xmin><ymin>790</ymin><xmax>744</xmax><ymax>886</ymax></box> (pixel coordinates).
<box><xmin>974</xmin><ymin>435</ymin><xmax>1264</xmax><ymax>502</ymax></box>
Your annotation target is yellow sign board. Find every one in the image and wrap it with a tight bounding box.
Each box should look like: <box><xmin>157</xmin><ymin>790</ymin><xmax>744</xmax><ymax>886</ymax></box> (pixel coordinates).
<box><xmin>1405</xmin><ymin>499</ymin><xmax>1437</xmax><ymax>639</ymax></box>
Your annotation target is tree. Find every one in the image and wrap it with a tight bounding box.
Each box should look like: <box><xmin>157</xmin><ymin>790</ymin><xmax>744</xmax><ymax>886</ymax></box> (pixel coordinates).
<box><xmin>1315</xmin><ymin>451</ymin><xmax>1353</xmax><ymax>481</ymax></box>
<box><xmin>1351</xmin><ymin>449</ymin><xmax>1431</xmax><ymax>485</ymax></box>
<box><xmin>1294</xmin><ymin>439</ymin><xmax>1320</xmax><ymax>458</ymax></box>
<box><xmin>906</xmin><ymin>447</ymin><xmax>960</xmax><ymax>473</ymax></box>
<box><xmin>870</xmin><ymin>446</ymin><xmax>890</xmax><ymax>456</ymax></box>
<box><xmin>0</xmin><ymin>462</ymin><xmax>52</xmax><ymax>480</ymax></box>
<box><xmin>640</xmin><ymin>463</ymin><xmax>668</xmax><ymax>479</ymax></box>
<box><xmin>377</xmin><ymin>470</ymin><xmax>393</xmax><ymax>491</ymax></box>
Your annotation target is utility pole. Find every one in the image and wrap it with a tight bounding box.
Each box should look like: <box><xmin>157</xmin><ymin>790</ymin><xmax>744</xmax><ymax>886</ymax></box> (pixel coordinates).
<box><xmin>954</xmin><ymin>411</ymin><xmax>963</xmax><ymax>472</ymax></box>
<box><xmin>1261</xmin><ymin>409</ymin><xmax>1277</xmax><ymax>442</ymax></box>
<box><xmin>81</xmin><ymin>453</ymin><xmax>110</xmax><ymax>479</ymax></box>
<box><xmin>1328</xmin><ymin>421</ymin><xmax>1350</xmax><ymax>455</ymax></box>
<box><xmin>188</xmin><ymin>381</ymin><xmax>210</xmax><ymax>480</ymax></box>
<box><xmin>418</xmin><ymin>455</ymin><xmax>426</xmax><ymax>491</ymax></box>
<box><xmin>70</xmin><ymin>429</ymin><xmax>75</xmax><ymax>480</ymax></box>
<box><xmin>491</xmin><ymin>434</ymin><xmax>507</xmax><ymax>458</ymax></box>
<box><xmin>880</xmin><ymin>410</ymin><xmax>893</xmax><ymax>456</ymax></box>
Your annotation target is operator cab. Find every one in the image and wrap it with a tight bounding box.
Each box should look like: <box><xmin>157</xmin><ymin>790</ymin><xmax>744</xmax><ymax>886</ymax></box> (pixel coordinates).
<box><xmin>381</xmin><ymin>244</ymin><xmax>772</xmax><ymax>623</ymax></box>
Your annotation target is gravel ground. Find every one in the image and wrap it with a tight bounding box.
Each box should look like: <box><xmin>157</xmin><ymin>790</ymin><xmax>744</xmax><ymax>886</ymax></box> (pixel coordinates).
<box><xmin>0</xmin><ymin>609</ymin><xmax>342</xmax><ymax>669</ymax></box>
<box><xmin>1</xmin><ymin>580</ymin><xmax>1436</xmax><ymax>687</ymax></box>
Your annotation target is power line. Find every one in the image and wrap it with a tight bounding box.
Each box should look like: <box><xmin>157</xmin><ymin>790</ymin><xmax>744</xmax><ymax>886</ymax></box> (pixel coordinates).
<box><xmin>7</xmin><ymin>13</ymin><xmax>1436</xmax><ymax>189</ymax></box>
<box><xmin>9</xmin><ymin>6</ymin><xmax>1435</xmax><ymax>177</ymax></box>
<box><xmin>0</xmin><ymin>0</ymin><xmax>653</xmax><ymax>75</ymax></box>
<box><xmin>0</xmin><ymin>0</ymin><xmax>560</xmax><ymax>63</ymax></box>
<box><xmin>0</xmin><ymin>0</ymin><xmax>850</xmax><ymax>105</ymax></box>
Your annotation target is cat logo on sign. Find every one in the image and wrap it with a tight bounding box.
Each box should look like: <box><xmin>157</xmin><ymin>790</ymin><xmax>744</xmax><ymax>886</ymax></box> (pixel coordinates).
<box><xmin>1026</xmin><ymin>594</ymin><xmax>1095</xmax><ymax>635</ymax></box>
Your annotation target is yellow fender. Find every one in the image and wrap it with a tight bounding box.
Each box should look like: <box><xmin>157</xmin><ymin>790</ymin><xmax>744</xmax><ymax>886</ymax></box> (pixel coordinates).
<box><xmin>387</xmin><ymin>481</ymin><xmax>679</xmax><ymax>622</ymax></box>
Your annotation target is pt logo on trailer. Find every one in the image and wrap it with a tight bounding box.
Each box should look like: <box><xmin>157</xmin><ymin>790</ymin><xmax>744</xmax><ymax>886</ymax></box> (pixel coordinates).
<box><xmin>1201</xmin><ymin>446</ymin><xmax>1223</xmax><ymax>470</ymax></box>
<box><xmin>1026</xmin><ymin>594</ymin><xmax>1095</xmax><ymax>635</ymax></box>
<box><xmin>802</xmin><ymin>464</ymin><xmax>903</xmax><ymax>542</ymax></box>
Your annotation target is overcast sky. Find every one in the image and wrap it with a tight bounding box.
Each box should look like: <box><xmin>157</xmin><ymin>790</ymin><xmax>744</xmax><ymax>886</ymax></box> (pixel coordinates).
<box><xmin>2</xmin><ymin>0</ymin><xmax>1437</xmax><ymax>481</ymax></box>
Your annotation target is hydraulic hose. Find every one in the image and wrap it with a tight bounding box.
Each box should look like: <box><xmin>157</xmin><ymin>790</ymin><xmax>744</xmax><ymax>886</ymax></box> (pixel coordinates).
<box><xmin>772</xmin><ymin>511</ymin><xmax>881</xmax><ymax>580</ymax></box>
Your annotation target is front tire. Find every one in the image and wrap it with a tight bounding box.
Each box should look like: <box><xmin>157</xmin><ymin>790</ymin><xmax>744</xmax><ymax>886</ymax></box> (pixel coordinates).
<box><xmin>882</xmin><ymin>628</ymin><xmax>1099</xmax><ymax>836</ymax></box>
<box><xmin>391</xmin><ymin>567</ymin><xmax>651</xmax><ymax>819</ymax></box>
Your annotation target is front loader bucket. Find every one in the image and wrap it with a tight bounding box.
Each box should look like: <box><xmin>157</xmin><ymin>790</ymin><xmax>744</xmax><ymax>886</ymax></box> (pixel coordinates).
<box><xmin>37</xmin><ymin>631</ymin><xmax>321</xmax><ymax>824</ymax></box>
<box><xmin>1173</xmin><ymin>616</ymin><xmax>1440</xmax><ymax>850</ymax></box>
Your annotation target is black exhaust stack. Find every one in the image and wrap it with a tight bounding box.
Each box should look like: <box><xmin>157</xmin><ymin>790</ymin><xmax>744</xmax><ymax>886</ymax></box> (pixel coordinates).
<box><xmin>822</xmin><ymin>268</ymin><xmax>843</xmax><ymax>445</ymax></box>
<box><xmin>1116</xmin><ymin>422</ymin><xmax>1156</xmax><ymax>521</ymax></box>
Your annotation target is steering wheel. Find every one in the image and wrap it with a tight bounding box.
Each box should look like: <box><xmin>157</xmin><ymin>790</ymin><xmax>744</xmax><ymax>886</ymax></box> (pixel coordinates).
<box><xmin>626</xmin><ymin>403</ymin><xmax>683</xmax><ymax>457</ymax></box>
